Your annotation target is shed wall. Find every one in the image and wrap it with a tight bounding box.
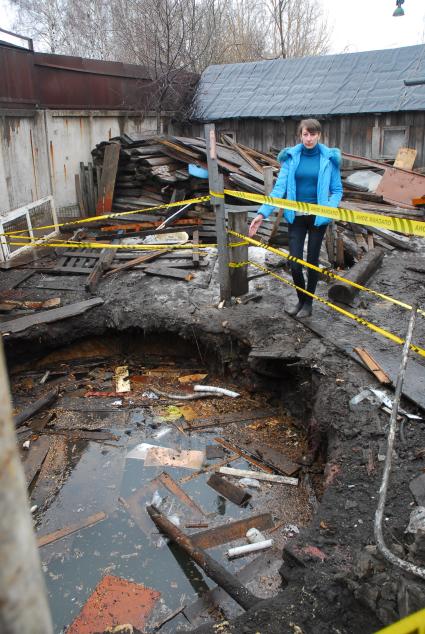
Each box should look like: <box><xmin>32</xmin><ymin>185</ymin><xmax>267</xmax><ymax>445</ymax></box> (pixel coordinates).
<box><xmin>188</xmin><ymin>112</ymin><xmax>425</xmax><ymax>167</ymax></box>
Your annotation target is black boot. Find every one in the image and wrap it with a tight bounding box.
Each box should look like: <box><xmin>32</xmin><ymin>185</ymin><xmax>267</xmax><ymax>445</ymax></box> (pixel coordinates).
<box><xmin>297</xmin><ymin>302</ymin><xmax>312</xmax><ymax>318</ymax></box>
<box><xmin>286</xmin><ymin>301</ymin><xmax>304</xmax><ymax>316</ymax></box>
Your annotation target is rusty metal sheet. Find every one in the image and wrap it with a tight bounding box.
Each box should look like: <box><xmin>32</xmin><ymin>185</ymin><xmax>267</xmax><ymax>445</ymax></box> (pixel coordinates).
<box><xmin>190</xmin><ymin>513</ymin><xmax>274</xmax><ymax>549</ymax></box>
<box><xmin>375</xmin><ymin>168</ymin><xmax>425</xmax><ymax>207</ymax></box>
<box><xmin>0</xmin><ymin>44</ymin><xmax>36</xmax><ymax>108</ymax></box>
<box><xmin>66</xmin><ymin>575</ymin><xmax>160</xmax><ymax>633</ymax></box>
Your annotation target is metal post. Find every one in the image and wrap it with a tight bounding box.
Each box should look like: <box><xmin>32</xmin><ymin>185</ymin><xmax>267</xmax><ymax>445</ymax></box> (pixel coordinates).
<box><xmin>228</xmin><ymin>210</ymin><xmax>248</xmax><ymax>297</ymax></box>
<box><xmin>0</xmin><ymin>339</ymin><xmax>53</xmax><ymax>634</ymax></box>
<box><xmin>204</xmin><ymin>124</ymin><xmax>231</xmax><ymax>302</ymax></box>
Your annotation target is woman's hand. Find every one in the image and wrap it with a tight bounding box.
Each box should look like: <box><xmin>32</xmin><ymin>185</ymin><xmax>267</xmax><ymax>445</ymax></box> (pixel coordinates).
<box><xmin>249</xmin><ymin>215</ymin><xmax>263</xmax><ymax>237</ymax></box>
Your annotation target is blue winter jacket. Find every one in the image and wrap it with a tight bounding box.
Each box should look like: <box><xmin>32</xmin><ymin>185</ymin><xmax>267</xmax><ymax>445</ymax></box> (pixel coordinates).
<box><xmin>258</xmin><ymin>143</ymin><xmax>343</xmax><ymax>226</ymax></box>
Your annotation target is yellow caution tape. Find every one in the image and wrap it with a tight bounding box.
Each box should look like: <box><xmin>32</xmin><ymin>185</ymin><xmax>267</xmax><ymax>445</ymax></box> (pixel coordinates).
<box><xmin>1</xmin><ymin>195</ymin><xmax>210</xmax><ymax>238</ymax></box>
<box><xmin>210</xmin><ymin>190</ymin><xmax>225</xmax><ymax>199</ymax></box>
<box><xmin>228</xmin><ymin>230</ymin><xmax>425</xmax><ymax>318</ymax></box>
<box><xmin>242</xmin><ymin>259</ymin><xmax>425</xmax><ymax>359</ymax></box>
<box><xmin>9</xmin><ymin>240</ymin><xmax>216</xmax><ymax>251</ymax></box>
<box><xmin>224</xmin><ymin>188</ymin><xmax>425</xmax><ymax>237</ymax></box>
<box><xmin>374</xmin><ymin>608</ymin><xmax>425</xmax><ymax>633</ymax></box>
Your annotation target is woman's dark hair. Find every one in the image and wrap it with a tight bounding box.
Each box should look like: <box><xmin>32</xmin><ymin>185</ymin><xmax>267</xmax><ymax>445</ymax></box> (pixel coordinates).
<box><xmin>297</xmin><ymin>118</ymin><xmax>321</xmax><ymax>135</ymax></box>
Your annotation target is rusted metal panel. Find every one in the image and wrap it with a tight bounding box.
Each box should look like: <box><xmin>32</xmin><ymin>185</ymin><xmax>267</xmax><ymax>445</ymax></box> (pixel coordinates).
<box><xmin>0</xmin><ymin>45</ymin><xmax>36</xmax><ymax>108</ymax></box>
<box><xmin>0</xmin><ymin>42</ymin><xmax>198</xmax><ymax>111</ymax></box>
<box><xmin>66</xmin><ymin>575</ymin><xmax>160</xmax><ymax>634</ymax></box>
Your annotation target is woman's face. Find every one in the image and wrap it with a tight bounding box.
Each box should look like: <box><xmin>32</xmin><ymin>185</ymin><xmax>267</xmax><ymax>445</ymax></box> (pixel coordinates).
<box><xmin>301</xmin><ymin>127</ymin><xmax>321</xmax><ymax>149</ymax></box>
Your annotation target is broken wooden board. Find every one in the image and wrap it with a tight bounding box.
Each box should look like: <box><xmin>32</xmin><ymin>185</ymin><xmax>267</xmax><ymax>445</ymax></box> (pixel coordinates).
<box><xmin>354</xmin><ymin>347</ymin><xmax>391</xmax><ymax>384</ymax></box>
<box><xmin>104</xmin><ymin>249</ymin><xmax>170</xmax><ymax>277</ymax></box>
<box><xmin>206</xmin><ymin>445</ymin><xmax>226</xmax><ymax>460</ymax></box>
<box><xmin>37</xmin><ymin>512</ymin><xmax>107</xmax><ymax>547</ymax></box>
<box><xmin>0</xmin><ymin>298</ymin><xmax>104</xmax><ymax>334</ymax></box>
<box><xmin>157</xmin><ymin>471</ymin><xmax>206</xmax><ymax>517</ymax></box>
<box><xmin>237</xmin><ymin>441</ymin><xmax>300</xmax><ymax>477</ymax></box>
<box><xmin>96</xmin><ymin>143</ymin><xmax>120</xmax><ymax>214</ymax></box>
<box><xmin>115</xmin><ymin>365</ymin><xmax>131</xmax><ymax>393</ymax></box>
<box><xmin>190</xmin><ymin>513</ymin><xmax>273</xmax><ymax>549</ymax></box>
<box><xmin>145</xmin><ymin>446</ymin><xmax>204</xmax><ymax>470</ymax></box>
<box><xmin>22</xmin><ymin>436</ymin><xmax>51</xmax><ymax>488</ymax></box>
<box><xmin>207</xmin><ymin>473</ymin><xmax>251</xmax><ymax>506</ymax></box>
<box><xmin>219</xmin><ymin>467</ymin><xmax>298</xmax><ymax>486</ymax></box>
<box><xmin>185</xmin><ymin>407</ymin><xmax>278</xmax><ymax>431</ymax></box>
<box><xmin>144</xmin><ymin>265</ymin><xmax>194</xmax><ymax>281</ymax></box>
<box><xmin>66</xmin><ymin>575</ymin><xmax>160</xmax><ymax>634</ymax></box>
<box><xmin>394</xmin><ymin>147</ymin><xmax>417</xmax><ymax>170</ymax></box>
<box><xmin>85</xmin><ymin>248</ymin><xmax>116</xmax><ymax>292</ymax></box>
<box><xmin>214</xmin><ymin>438</ymin><xmax>274</xmax><ymax>474</ymax></box>
<box><xmin>14</xmin><ymin>388</ymin><xmax>58</xmax><ymax>428</ymax></box>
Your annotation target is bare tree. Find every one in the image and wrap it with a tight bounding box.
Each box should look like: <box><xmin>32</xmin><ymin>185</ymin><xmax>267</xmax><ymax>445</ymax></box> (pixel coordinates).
<box><xmin>10</xmin><ymin>0</ymin><xmax>70</xmax><ymax>53</ymax></box>
<box><xmin>264</xmin><ymin>0</ymin><xmax>331</xmax><ymax>59</ymax></box>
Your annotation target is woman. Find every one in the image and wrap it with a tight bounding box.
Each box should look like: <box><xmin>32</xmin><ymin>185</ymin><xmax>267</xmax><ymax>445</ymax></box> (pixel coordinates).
<box><xmin>249</xmin><ymin>119</ymin><xmax>343</xmax><ymax>318</ymax></box>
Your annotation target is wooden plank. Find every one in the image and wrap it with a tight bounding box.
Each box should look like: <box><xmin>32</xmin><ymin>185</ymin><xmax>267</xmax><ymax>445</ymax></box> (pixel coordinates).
<box><xmin>96</xmin><ymin>143</ymin><xmax>120</xmax><ymax>214</ymax></box>
<box><xmin>394</xmin><ymin>147</ymin><xmax>417</xmax><ymax>170</ymax></box>
<box><xmin>186</xmin><ymin>408</ymin><xmax>277</xmax><ymax>431</ymax></box>
<box><xmin>85</xmin><ymin>248</ymin><xmax>116</xmax><ymax>292</ymax></box>
<box><xmin>87</xmin><ymin>162</ymin><xmax>96</xmax><ymax>215</ymax></box>
<box><xmin>237</xmin><ymin>442</ymin><xmax>300</xmax><ymax>477</ymax></box>
<box><xmin>22</xmin><ymin>436</ymin><xmax>51</xmax><ymax>487</ymax></box>
<box><xmin>190</xmin><ymin>513</ymin><xmax>274</xmax><ymax>549</ymax></box>
<box><xmin>35</xmin><ymin>280</ymin><xmax>85</xmax><ymax>292</ymax></box>
<box><xmin>192</xmin><ymin>229</ymin><xmax>200</xmax><ymax>268</ymax></box>
<box><xmin>0</xmin><ymin>297</ymin><xmax>104</xmax><ymax>334</ymax></box>
<box><xmin>14</xmin><ymin>388</ymin><xmax>58</xmax><ymax>428</ymax></box>
<box><xmin>8</xmin><ymin>270</ymin><xmax>35</xmax><ymax>289</ymax></box>
<box><xmin>157</xmin><ymin>471</ymin><xmax>206</xmax><ymax>517</ymax></box>
<box><xmin>144</xmin><ymin>265</ymin><xmax>194</xmax><ymax>281</ymax></box>
<box><xmin>75</xmin><ymin>173</ymin><xmax>86</xmax><ymax>216</ymax></box>
<box><xmin>354</xmin><ymin>347</ymin><xmax>392</xmax><ymax>384</ymax></box>
<box><xmin>219</xmin><ymin>467</ymin><xmax>298</xmax><ymax>486</ymax></box>
<box><xmin>104</xmin><ymin>249</ymin><xmax>170</xmax><ymax>277</ymax></box>
<box><xmin>79</xmin><ymin>162</ymin><xmax>89</xmax><ymax>215</ymax></box>
<box><xmin>207</xmin><ymin>473</ymin><xmax>251</xmax><ymax>506</ymax></box>
<box><xmin>214</xmin><ymin>438</ymin><xmax>274</xmax><ymax>474</ymax></box>
<box><xmin>37</xmin><ymin>511</ymin><xmax>107</xmax><ymax>547</ymax></box>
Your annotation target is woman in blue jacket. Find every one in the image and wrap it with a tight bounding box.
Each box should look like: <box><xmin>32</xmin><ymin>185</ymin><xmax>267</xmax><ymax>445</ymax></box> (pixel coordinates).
<box><xmin>249</xmin><ymin>118</ymin><xmax>343</xmax><ymax>318</ymax></box>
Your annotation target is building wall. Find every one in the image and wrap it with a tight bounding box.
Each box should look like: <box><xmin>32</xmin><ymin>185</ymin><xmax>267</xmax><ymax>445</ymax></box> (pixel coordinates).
<box><xmin>189</xmin><ymin>112</ymin><xmax>425</xmax><ymax>167</ymax></box>
<box><xmin>0</xmin><ymin>109</ymin><xmax>181</xmax><ymax>218</ymax></box>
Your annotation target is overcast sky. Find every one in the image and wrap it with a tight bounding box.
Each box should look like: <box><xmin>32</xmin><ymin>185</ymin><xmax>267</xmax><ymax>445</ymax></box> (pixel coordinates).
<box><xmin>323</xmin><ymin>0</ymin><xmax>425</xmax><ymax>53</ymax></box>
<box><xmin>1</xmin><ymin>0</ymin><xmax>425</xmax><ymax>54</ymax></box>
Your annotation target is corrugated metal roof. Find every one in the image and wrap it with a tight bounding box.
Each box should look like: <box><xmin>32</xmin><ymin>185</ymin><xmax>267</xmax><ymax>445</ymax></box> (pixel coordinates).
<box><xmin>192</xmin><ymin>44</ymin><xmax>425</xmax><ymax>121</ymax></box>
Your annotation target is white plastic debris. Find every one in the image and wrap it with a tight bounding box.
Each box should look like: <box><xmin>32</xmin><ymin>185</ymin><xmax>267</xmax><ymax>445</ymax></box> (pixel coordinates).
<box><xmin>239</xmin><ymin>477</ymin><xmax>261</xmax><ymax>489</ymax></box>
<box><xmin>283</xmin><ymin>524</ymin><xmax>300</xmax><ymax>535</ymax></box>
<box><xmin>150</xmin><ymin>491</ymin><xmax>163</xmax><ymax>508</ymax></box>
<box><xmin>167</xmin><ymin>514</ymin><xmax>181</xmax><ymax>527</ymax></box>
<box><xmin>111</xmin><ymin>400</ymin><xmax>122</xmax><ymax>406</ymax></box>
<box><xmin>153</xmin><ymin>427</ymin><xmax>173</xmax><ymax>440</ymax></box>
<box><xmin>227</xmin><ymin>539</ymin><xmax>273</xmax><ymax>559</ymax></box>
<box><xmin>246</xmin><ymin>528</ymin><xmax>266</xmax><ymax>543</ymax></box>
<box><xmin>406</xmin><ymin>507</ymin><xmax>425</xmax><ymax>533</ymax></box>
<box><xmin>30</xmin><ymin>505</ymin><xmax>38</xmax><ymax>514</ymax></box>
<box><xmin>127</xmin><ymin>443</ymin><xmax>157</xmax><ymax>460</ymax></box>
<box><xmin>22</xmin><ymin>440</ymin><xmax>30</xmax><ymax>450</ymax></box>
<box><xmin>193</xmin><ymin>385</ymin><xmax>240</xmax><ymax>398</ymax></box>
<box><xmin>369</xmin><ymin>388</ymin><xmax>422</xmax><ymax>420</ymax></box>
<box><xmin>142</xmin><ymin>391</ymin><xmax>159</xmax><ymax>399</ymax></box>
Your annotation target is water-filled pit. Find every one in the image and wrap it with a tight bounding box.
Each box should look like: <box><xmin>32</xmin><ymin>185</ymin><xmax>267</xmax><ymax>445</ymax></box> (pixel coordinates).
<box><xmin>10</xmin><ymin>331</ymin><xmax>321</xmax><ymax>632</ymax></box>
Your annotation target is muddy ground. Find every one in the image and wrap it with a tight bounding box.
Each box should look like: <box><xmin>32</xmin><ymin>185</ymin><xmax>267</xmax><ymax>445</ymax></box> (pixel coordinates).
<box><xmin>3</xmin><ymin>239</ymin><xmax>425</xmax><ymax>633</ymax></box>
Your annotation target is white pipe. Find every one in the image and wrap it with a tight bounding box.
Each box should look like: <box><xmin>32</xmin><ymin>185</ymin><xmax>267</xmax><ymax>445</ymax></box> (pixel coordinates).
<box><xmin>227</xmin><ymin>540</ymin><xmax>273</xmax><ymax>559</ymax></box>
<box><xmin>194</xmin><ymin>385</ymin><xmax>240</xmax><ymax>397</ymax></box>
<box><xmin>219</xmin><ymin>466</ymin><xmax>298</xmax><ymax>486</ymax></box>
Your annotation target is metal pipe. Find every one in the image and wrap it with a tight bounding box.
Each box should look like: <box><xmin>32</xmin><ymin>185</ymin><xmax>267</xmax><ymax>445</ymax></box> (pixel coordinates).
<box><xmin>0</xmin><ymin>338</ymin><xmax>53</xmax><ymax>633</ymax></box>
<box><xmin>374</xmin><ymin>306</ymin><xmax>425</xmax><ymax>579</ymax></box>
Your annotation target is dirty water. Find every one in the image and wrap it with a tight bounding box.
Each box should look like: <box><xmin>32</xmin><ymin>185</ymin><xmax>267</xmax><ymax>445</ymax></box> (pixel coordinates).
<box><xmin>11</xmin><ymin>336</ymin><xmax>315</xmax><ymax>633</ymax></box>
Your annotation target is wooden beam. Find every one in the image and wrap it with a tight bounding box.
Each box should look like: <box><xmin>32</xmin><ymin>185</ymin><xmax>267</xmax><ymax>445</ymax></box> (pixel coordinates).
<box><xmin>37</xmin><ymin>512</ymin><xmax>107</xmax><ymax>547</ymax></box>
<box><xmin>228</xmin><ymin>210</ymin><xmax>248</xmax><ymax>297</ymax></box>
<box><xmin>85</xmin><ymin>248</ymin><xmax>116</xmax><ymax>293</ymax></box>
<box><xmin>191</xmin><ymin>513</ymin><xmax>274</xmax><ymax>549</ymax></box>
<box><xmin>96</xmin><ymin>143</ymin><xmax>120</xmax><ymax>214</ymax></box>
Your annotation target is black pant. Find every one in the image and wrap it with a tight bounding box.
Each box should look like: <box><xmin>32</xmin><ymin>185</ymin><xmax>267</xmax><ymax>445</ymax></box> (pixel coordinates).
<box><xmin>287</xmin><ymin>215</ymin><xmax>327</xmax><ymax>305</ymax></box>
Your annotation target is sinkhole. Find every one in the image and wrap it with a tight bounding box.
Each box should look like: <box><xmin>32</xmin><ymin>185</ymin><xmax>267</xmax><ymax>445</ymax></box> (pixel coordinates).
<box><xmin>8</xmin><ymin>330</ymin><xmax>326</xmax><ymax>633</ymax></box>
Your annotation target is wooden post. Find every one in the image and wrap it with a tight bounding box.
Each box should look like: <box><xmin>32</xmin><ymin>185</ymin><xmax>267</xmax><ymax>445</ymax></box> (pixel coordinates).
<box><xmin>228</xmin><ymin>210</ymin><xmax>248</xmax><ymax>297</ymax></box>
<box><xmin>205</xmin><ymin>124</ymin><xmax>231</xmax><ymax>302</ymax></box>
<box><xmin>0</xmin><ymin>339</ymin><xmax>53</xmax><ymax>634</ymax></box>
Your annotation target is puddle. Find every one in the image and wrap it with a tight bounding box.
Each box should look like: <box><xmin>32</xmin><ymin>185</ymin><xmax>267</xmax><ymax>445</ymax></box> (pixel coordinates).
<box><xmin>11</xmin><ymin>335</ymin><xmax>316</xmax><ymax>632</ymax></box>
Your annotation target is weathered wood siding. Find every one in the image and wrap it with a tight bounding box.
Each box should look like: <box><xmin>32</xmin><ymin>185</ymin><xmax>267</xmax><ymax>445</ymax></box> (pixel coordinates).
<box><xmin>188</xmin><ymin>112</ymin><xmax>425</xmax><ymax>167</ymax></box>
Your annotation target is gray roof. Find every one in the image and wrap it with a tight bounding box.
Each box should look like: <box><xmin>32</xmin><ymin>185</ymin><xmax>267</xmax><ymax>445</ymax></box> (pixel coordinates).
<box><xmin>192</xmin><ymin>44</ymin><xmax>425</xmax><ymax>121</ymax></box>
